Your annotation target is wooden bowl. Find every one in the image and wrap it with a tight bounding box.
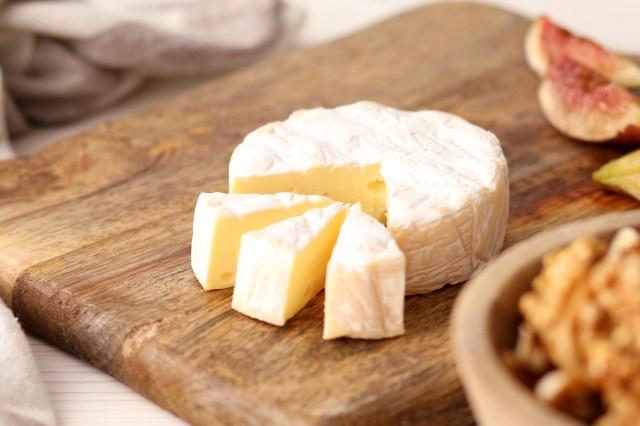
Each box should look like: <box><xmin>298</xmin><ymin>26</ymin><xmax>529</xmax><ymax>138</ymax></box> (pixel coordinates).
<box><xmin>452</xmin><ymin>210</ymin><xmax>640</xmax><ymax>426</ymax></box>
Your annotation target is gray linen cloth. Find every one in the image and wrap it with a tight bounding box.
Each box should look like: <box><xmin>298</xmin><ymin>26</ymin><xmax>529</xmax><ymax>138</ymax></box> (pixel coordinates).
<box><xmin>0</xmin><ymin>1</ymin><xmax>293</xmax><ymax>424</ymax></box>
<box><xmin>0</xmin><ymin>301</ymin><xmax>56</xmax><ymax>426</ymax></box>
<box><xmin>0</xmin><ymin>0</ymin><xmax>291</xmax><ymax>159</ymax></box>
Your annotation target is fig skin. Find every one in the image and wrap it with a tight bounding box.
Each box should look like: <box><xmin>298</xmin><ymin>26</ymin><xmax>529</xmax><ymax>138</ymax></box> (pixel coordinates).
<box><xmin>538</xmin><ymin>56</ymin><xmax>640</xmax><ymax>143</ymax></box>
<box><xmin>525</xmin><ymin>16</ymin><xmax>640</xmax><ymax>88</ymax></box>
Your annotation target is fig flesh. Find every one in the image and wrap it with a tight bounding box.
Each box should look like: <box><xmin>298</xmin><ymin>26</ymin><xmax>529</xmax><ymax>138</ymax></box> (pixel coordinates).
<box><xmin>539</xmin><ymin>56</ymin><xmax>640</xmax><ymax>142</ymax></box>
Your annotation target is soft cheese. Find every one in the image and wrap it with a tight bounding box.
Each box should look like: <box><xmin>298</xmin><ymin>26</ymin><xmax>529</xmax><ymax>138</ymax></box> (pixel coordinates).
<box><xmin>324</xmin><ymin>204</ymin><xmax>405</xmax><ymax>340</ymax></box>
<box><xmin>191</xmin><ymin>192</ymin><xmax>332</xmax><ymax>290</ymax></box>
<box><xmin>232</xmin><ymin>203</ymin><xmax>347</xmax><ymax>326</ymax></box>
<box><xmin>229</xmin><ymin>101</ymin><xmax>509</xmax><ymax>293</ymax></box>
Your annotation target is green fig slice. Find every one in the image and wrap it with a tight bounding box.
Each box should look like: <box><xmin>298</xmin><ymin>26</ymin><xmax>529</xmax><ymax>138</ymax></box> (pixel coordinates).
<box><xmin>525</xmin><ymin>16</ymin><xmax>640</xmax><ymax>87</ymax></box>
<box><xmin>538</xmin><ymin>56</ymin><xmax>640</xmax><ymax>142</ymax></box>
<box><xmin>593</xmin><ymin>149</ymin><xmax>640</xmax><ymax>200</ymax></box>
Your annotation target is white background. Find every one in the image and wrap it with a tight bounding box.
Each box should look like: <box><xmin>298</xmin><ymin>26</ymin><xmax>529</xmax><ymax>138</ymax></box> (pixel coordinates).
<box><xmin>19</xmin><ymin>0</ymin><xmax>640</xmax><ymax>424</ymax></box>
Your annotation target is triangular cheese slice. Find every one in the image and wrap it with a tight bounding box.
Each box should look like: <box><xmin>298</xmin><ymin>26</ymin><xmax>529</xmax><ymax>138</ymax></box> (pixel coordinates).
<box><xmin>232</xmin><ymin>203</ymin><xmax>347</xmax><ymax>326</ymax></box>
<box><xmin>191</xmin><ymin>192</ymin><xmax>332</xmax><ymax>290</ymax></box>
<box><xmin>324</xmin><ymin>204</ymin><xmax>405</xmax><ymax>340</ymax></box>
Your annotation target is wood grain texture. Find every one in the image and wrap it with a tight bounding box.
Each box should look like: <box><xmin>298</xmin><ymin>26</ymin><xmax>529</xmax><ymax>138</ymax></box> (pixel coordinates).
<box><xmin>1</xmin><ymin>3</ymin><xmax>639</xmax><ymax>425</ymax></box>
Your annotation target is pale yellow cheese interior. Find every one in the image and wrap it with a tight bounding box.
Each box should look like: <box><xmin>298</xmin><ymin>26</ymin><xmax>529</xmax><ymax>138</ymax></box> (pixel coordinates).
<box><xmin>199</xmin><ymin>201</ymin><xmax>331</xmax><ymax>290</ymax></box>
<box><xmin>284</xmin><ymin>209</ymin><xmax>346</xmax><ymax>320</ymax></box>
<box><xmin>231</xmin><ymin>205</ymin><xmax>347</xmax><ymax>326</ymax></box>
<box><xmin>230</xmin><ymin>164</ymin><xmax>387</xmax><ymax>222</ymax></box>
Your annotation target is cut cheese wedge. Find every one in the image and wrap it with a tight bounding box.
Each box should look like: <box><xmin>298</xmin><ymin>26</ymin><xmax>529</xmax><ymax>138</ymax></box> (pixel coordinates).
<box><xmin>324</xmin><ymin>204</ymin><xmax>405</xmax><ymax>340</ymax></box>
<box><xmin>229</xmin><ymin>101</ymin><xmax>509</xmax><ymax>293</ymax></box>
<box><xmin>191</xmin><ymin>192</ymin><xmax>332</xmax><ymax>290</ymax></box>
<box><xmin>232</xmin><ymin>203</ymin><xmax>347</xmax><ymax>326</ymax></box>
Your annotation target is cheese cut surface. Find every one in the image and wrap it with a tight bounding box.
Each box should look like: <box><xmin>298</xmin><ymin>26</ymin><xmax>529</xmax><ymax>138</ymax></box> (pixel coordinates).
<box><xmin>191</xmin><ymin>192</ymin><xmax>332</xmax><ymax>290</ymax></box>
<box><xmin>324</xmin><ymin>204</ymin><xmax>405</xmax><ymax>340</ymax></box>
<box><xmin>229</xmin><ymin>101</ymin><xmax>509</xmax><ymax>293</ymax></box>
<box><xmin>231</xmin><ymin>203</ymin><xmax>347</xmax><ymax>326</ymax></box>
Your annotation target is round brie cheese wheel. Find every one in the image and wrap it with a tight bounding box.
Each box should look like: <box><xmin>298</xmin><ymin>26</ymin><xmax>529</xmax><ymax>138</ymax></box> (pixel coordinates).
<box><xmin>229</xmin><ymin>101</ymin><xmax>509</xmax><ymax>294</ymax></box>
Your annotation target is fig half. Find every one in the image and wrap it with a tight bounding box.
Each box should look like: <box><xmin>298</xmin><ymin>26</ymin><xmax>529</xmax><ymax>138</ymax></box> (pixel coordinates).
<box><xmin>539</xmin><ymin>56</ymin><xmax>640</xmax><ymax>142</ymax></box>
<box><xmin>525</xmin><ymin>16</ymin><xmax>640</xmax><ymax>87</ymax></box>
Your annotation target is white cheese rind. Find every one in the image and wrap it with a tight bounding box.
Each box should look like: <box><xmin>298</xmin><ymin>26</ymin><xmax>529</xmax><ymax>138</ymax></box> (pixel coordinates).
<box><xmin>324</xmin><ymin>204</ymin><xmax>405</xmax><ymax>340</ymax></box>
<box><xmin>229</xmin><ymin>101</ymin><xmax>509</xmax><ymax>294</ymax></box>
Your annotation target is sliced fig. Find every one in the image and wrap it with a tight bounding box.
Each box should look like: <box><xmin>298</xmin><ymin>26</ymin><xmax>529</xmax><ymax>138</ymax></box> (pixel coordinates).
<box><xmin>525</xmin><ymin>16</ymin><xmax>640</xmax><ymax>87</ymax></box>
<box><xmin>538</xmin><ymin>56</ymin><xmax>640</xmax><ymax>142</ymax></box>
<box><xmin>593</xmin><ymin>149</ymin><xmax>640</xmax><ymax>200</ymax></box>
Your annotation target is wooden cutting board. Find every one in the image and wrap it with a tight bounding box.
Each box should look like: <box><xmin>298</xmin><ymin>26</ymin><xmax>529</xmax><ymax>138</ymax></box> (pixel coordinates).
<box><xmin>1</xmin><ymin>3</ymin><xmax>638</xmax><ymax>425</ymax></box>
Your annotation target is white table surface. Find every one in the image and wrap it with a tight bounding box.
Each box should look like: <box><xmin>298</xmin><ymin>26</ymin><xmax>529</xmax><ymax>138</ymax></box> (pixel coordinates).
<box><xmin>15</xmin><ymin>0</ymin><xmax>640</xmax><ymax>424</ymax></box>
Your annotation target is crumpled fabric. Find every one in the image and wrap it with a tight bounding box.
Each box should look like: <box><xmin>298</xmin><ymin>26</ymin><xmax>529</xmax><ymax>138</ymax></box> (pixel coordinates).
<box><xmin>0</xmin><ymin>0</ymin><xmax>290</xmax><ymax>159</ymax></box>
<box><xmin>0</xmin><ymin>300</ymin><xmax>56</xmax><ymax>426</ymax></box>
